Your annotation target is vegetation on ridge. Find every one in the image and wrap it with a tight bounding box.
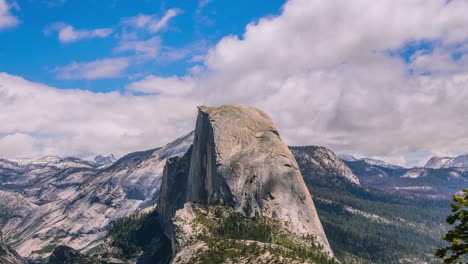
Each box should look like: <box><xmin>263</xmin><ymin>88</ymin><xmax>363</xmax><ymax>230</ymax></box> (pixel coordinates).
<box><xmin>187</xmin><ymin>204</ymin><xmax>337</xmax><ymax>264</ymax></box>
<box><xmin>292</xmin><ymin>146</ymin><xmax>450</xmax><ymax>263</ymax></box>
<box><xmin>436</xmin><ymin>189</ymin><xmax>468</xmax><ymax>263</ymax></box>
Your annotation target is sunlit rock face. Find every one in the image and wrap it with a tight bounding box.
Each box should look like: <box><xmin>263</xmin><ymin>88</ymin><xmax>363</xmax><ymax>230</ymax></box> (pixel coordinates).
<box><xmin>158</xmin><ymin>104</ymin><xmax>333</xmax><ymax>256</ymax></box>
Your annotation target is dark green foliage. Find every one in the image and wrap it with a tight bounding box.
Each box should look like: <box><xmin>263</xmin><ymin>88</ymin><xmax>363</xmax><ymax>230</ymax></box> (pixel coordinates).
<box><xmin>106</xmin><ymin>213</ymin><xmax>146</xmax><ymax>258</ymax></box>
<box><xmin>191</xmin><ymin>205</ymin><xmax>337</xmax><ymax>264</ymax></box>
<box><xmin>48</xmin><ymin>245</ymin><xmax>99</xmax><ymax>264</ymax></box>
<box><xmin>435</xmin><ymin>189</ymin><xmax>468</xmax><ymax>263</ymax></box>
<box><xmin>215</xmin><ymin>213</ymin><xmax>272</xmax><ymax>243</ymax></box>
<box><xmin>193</xmin><ymin>238</ymin><xmax>336</xmax><ymax>264</ymax></box>
<box><xmin>31</xmin><ymin>244</ymin><xmax>57</xmax><ymax>256</ymax></box>
<box><xmin>291</xmin><ymin>147</ymin><xmax>451</xmax><ymax>263</ymax></box>
<box><xmin>310</xmin><ymin>184</ymin><xmax>448</xmax><ymax>263</ymax></box>
<box><xmin>105</xmin><ymin>210</ymin><xmax>170</xmax><ymax>260</ymax></box>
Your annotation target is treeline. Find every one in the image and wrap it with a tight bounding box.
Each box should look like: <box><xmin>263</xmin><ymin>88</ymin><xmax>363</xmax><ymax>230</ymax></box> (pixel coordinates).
<box><xmin>105</xmin><ymin>210</ymin><xmax>164</xmax><ymax>259</ymax></box>
<box><xmin>308</xmin><ymin>184</ymin><xmax>447</xmax><ymax>263</ymax></box>
<box><xmin>193</xmin><ymin>206</ymin><xmax>337</xmax><ymax>264</ymax></box>
<box><xmin>215</xmin><ymin>213</ymin><xmax>272</xmax><ymax>242</ymax></box>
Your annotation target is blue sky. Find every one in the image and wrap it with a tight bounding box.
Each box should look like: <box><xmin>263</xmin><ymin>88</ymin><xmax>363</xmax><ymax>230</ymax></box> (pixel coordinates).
<box><xmin>1</xmin><ymin>0</ymin><xmax>284</xmax><ymax>92</ymax></box>
<box><xmin>1</xmin><ymin>0</ymin><xmax>468</xmax><ymax>167</ymax></box>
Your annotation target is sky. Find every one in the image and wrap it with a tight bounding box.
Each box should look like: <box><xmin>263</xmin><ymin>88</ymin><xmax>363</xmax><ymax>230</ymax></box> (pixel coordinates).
<box><xmin>1</xmin><ymin>0</ymin><xmax>468</xmax><ymax>167</ymax></box>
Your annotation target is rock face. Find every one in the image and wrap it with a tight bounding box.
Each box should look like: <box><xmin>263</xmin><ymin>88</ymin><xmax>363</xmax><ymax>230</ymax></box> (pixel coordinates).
<box><xmin>0</xmin><ymin>233</ymin><xmax>22</xmax><ymax>264</ymax></box>
<box><xmin>157</xmin><ymin>148</ymin><xmax>192</xmax><ymax>241</ymax></box>
<box><xmin>291</xmin><ymin>146</ymin><xmax>360</xmax><ymax>186</ymax></box>
<box><xmin>158</xmin><ymin>104</ymin><xmax>333</xmax><ymax>256</ymax></box>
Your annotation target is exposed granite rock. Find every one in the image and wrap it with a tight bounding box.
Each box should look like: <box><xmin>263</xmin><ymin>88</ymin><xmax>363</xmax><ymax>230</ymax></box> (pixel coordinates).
<box><xmin>156</xmin><ymin>147</ymin><xmax>192</xmax><ymax>239</ymax></box>
<box><xmin>157</xmin><ymin>104</ymin><xmax>333</xmax><ymax>257</ymax></box>
<box><xmin>0</xmin><ymin>233</ymin><xmax>23</xmax><ymax>264</ymax></box>
<box><xmin>291</xmin><ymin>146</ymin><xmax>360</xmax><ymax>186</ymax></box>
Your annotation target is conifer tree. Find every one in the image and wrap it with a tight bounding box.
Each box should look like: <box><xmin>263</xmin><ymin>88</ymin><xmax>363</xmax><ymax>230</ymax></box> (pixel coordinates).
<box><xmin>435</xmin><ymin>189</ymin><xmax>468</xmax><ymax>263</ymax></box>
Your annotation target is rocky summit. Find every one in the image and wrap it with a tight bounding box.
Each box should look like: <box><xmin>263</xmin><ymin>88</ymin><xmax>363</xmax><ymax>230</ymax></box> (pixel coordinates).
<box><xmin>157</xmin><ymin>104</ymin><xmax>333</xmax><ymax>259</ymax></box>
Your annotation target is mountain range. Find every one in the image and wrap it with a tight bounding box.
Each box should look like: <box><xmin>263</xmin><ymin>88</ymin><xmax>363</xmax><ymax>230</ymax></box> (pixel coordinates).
<box><xmin>0</xmin><ymin>105</ymin><xmax>466</xmax><ymax>263</ymax></box>
<box><xmin>424</xmin><ymin>154</ymin><xmax>468</xmax><ymax>169</ymax></box>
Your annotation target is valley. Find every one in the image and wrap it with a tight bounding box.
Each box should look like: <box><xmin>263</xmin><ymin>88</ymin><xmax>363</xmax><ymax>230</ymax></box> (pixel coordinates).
<box><xmin>0</xmin><ymin>105</ymin><xmax>466</xmax><ymax>263</ymax></box>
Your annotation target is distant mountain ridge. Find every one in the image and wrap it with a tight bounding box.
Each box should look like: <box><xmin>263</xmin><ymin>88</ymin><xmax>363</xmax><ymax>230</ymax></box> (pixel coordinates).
<box><xmin>424</xmin><ymin>154</ymin><xmax>468</xmax><ymax>168</ymax></box>
<box><xmin>0</xmin><ymin>132</ymin><xmax>194</xmax><ymax>259</ymax></box>
<box><xmin>0</xmin><ymin>116</ymin><xmax>466</xmax><ymax>263</ymax></box>
<box><xmin>342</xmin><ymin>157</ymin><xmax>467</xmax><ymax>200</ymax></box>
<box><xmin>94</xmin><ymin>154</ymin><xmax>117</xmax><ymax>167</ymax></box>
<box><xmin>291</xmin><ymin>146</ymin><xmax>360</xmax><ymax>186</ymax></box>
<box><xmin>338</xmin><ymin>154</ymin><xmax>404</xmax><ymax>169</ymax></box>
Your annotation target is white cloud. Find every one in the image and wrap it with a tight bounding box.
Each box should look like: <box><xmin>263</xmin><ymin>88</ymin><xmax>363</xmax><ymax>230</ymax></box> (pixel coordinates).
<box><xmin>0</xmin><ymin>133</ymin><xmax>38</xmax><ymax>158</ymax></box>
<box><xmin>4</xmin><ymin>0</ymin><xmax>468</xmax><ymax>166</ymax></box>
<box><xmin>0</xmin><ymin>73</ymin><xmax>198</xmax><ymax>159</ymax></box>
<box><xmin>114</xmin><ymin>36</ymin><xmax>161</xmax><ymax>58</ymax></box>
<box><xmin>409</xmin><ymin>48</ymin><xmax>468</xmax><ymax>75</ymax></box>
<box><xmin>55</xmin><ymin>57</ymin><xmax>130</xmax><ymax>80</ymax></box>
<box><xmin>46</xmin><ymin>8</ymin><xmax>183</xmax><ymax>81</ymax></box>
<box><xmin>132</xmin><ymin>0</ymin><xmax>468</xmax><ymax>166</ymax></box>
<box><xmin>45</xmin><ymin>22</ymin><xmax>113</xmax><ymax>43</ymax></box>
<box><xmin>121</xmin><ymin>8</ymin><xmax>181</xmax><ymax>34</ymax></box>
<box><xmin>127</xmin><ymin>75</ymin><xmax>195</xmax><ymax>96</ymax></box>
<box><xmin>0</xmin><ymin>0</ymin><xmax>19</xmax><ymax>29</ymax></box>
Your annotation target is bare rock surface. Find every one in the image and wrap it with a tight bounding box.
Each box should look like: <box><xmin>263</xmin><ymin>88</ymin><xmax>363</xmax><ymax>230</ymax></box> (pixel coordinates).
<box><xmin>158</xmin><ymin>104</ymin><xmax>333</xmax><ymax>256</ymax></box>
<box><xmin>0</xmin><ymin>232</ymin><xmax>23</xmax><ymax>264</ymax></box>
<box><xmin>0</xmin><ymin>132</ymin><xmax>194</xmax><ymax>259</ymax></box>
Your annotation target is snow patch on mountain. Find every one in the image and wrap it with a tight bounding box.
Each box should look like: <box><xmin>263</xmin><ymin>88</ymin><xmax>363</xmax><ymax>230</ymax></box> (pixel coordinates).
<box><xmin>337</xmin><ymin>154</ymin><xmax>358</xmax><ymax>162</ymax></box>
<box><xmin>401</xmin><ymin>168</ymin><xmax>426</xmax><ymax>178</ymax></box>
<box><xmin>424</xmin><ymin>154</ymin><xmax>468</xmax><ymax>169</ymax></box>
<box><xmin>338</xmin><ymin>154</ymin><xmax>404</xmax><ymax>169</ymax></box>
<box><xmin>361</xmin><ymin>158</ymin><xmax>404</xmax><ymax>169</ymax></box>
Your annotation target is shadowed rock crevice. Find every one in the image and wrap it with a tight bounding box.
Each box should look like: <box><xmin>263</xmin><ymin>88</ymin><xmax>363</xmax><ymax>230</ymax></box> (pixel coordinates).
<box><xmin>156</xmin><ymin>147</ymin><xmax>192</xmax><ymax>240</ymax></box>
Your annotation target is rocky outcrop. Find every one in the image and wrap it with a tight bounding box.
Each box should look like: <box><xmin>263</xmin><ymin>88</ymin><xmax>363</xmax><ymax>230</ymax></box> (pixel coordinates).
<box><xmin>0</xmin><ymin>233</ymin><xmax>23</xmax><ymax>264</ymax></box>
<box><xmin>169</xmin><ymin>203</ymin><xmax>333</xmax><ymax>264</ymax></box>
<box><xmin>158</xmin><ymin>104</ymin><xmax>333</xmax><ymax>257</ymax></box>
<box><xmin>156</xmin><ymin>148</ymin><xmax>192</xmax><ymax>240</ymax></box>
<box><xmin>291</xmin><ymin>146</ymin><xmax>360</xmax><ymax>186</ymax></box>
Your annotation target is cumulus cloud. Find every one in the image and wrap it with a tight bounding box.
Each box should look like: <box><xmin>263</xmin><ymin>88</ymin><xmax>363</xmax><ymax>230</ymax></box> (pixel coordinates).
<box><xmin>129</xmin><ymin>0</ymin><xmax>468</xmax><ymax>165</ymax></box>
<box><xmin>45</xmin><ymin>22</ymin><xmax>113</xmax><ymax>43</ymax></box>
<box><xmin>55</xmin><ymin>57</ymin><xmax>130</xmax><ymax>80</ymax></box>
<box><xmin>0</xmin><ymin>73</ymin><xmax>198</xmax><ymax>159</ymax></box>
<box><xmin>0</xmin><ymin>0</ymin><xmax>19</xmax><ymax>29</ymax></box>
<box><xmin>0</xmin><ymin>133</ymin><xmax>38</xmax><ymax>158</ymax></box>
<box><xmin>4</xmin><ymin>0</ymin><xmax>468</xmax><ymax>166</ymax></box>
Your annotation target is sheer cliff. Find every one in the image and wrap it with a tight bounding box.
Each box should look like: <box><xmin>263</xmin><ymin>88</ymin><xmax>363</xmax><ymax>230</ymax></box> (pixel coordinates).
<box><xmin>157</xmin><ymin>104</ymin><xmax>333</xmax><ymax>259</ymax></box>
